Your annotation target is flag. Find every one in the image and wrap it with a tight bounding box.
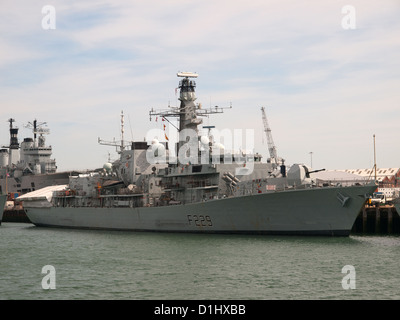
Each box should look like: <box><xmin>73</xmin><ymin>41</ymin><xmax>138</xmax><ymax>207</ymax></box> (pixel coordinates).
<box><xmin>163</xmin><ymin>124</ymin><xmax>166</xmax><ymax>130</ymax></box>
<box><xmin>162</xmin><ymin>117</ymin><xmax>165</xmax><ymax>121</ymax></box>
<box><xmin>156</xmin><ymin>117</ymin><xmax>158</xmax><ymax>122</ymax></box>
<box><xmin>165</xmin><ymin>133</ymin><xmax>169</xmax><ymax>141</ymax></box>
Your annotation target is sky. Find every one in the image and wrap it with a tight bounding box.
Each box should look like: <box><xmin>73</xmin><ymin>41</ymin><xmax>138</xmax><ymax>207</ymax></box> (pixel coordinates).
<box><xmin>1</xmin><ymin>0</ymin><xmax>399</xmax><ymax>172</ymax></box>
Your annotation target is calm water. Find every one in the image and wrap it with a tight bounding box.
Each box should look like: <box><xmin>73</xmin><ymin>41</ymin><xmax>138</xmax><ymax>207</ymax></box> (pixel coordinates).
<box><xmin>1</xmin><ymin>222</ymin><xmax>399</xmax><ymax>300</ymax></box>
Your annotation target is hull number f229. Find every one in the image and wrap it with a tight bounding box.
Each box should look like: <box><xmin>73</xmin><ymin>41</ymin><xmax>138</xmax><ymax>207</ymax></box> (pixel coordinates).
<box><xmin>187</xmin><ymin>215</ymin><xmax>213</xmax><ymax>227</ymax></box>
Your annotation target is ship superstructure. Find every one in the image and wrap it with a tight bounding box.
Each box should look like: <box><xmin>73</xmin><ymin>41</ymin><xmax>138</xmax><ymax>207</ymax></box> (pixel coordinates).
<box><xmin>20</xmin><ymin>73</ymin><xmax>376</xmax><ymax>235</ymax></box>
<box><xmin>0</xmin><ymin>119</ymin><xmax>74</xmax><ymax>195</ymax></box>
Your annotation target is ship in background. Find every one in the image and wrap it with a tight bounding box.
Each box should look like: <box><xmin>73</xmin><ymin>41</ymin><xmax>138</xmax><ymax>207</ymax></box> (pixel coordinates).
<box><xmin>20</xmin><ymin>72</ymin><xmax>376</xmax><ymax>236</ymax></box>
<box><xmin>0</xmin><ymin>119</ymin><xmax>79</xmax><ymax>211</ymax></box>
<box><xmin>0</xmin><ymin>194</ymin><xmax>6</xmax><ymax>225</ymax></box>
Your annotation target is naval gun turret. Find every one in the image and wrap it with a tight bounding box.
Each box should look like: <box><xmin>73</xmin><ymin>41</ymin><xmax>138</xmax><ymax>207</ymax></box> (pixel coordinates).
<box><xmin>287</xmin><ymin>164</ymin><xmax>326</xmax><ymax>188</ymax></box>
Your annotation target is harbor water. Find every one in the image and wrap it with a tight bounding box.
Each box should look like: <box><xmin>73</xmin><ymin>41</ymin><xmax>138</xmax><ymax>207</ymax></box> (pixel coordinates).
<box><xmin>1</xmin><ymin>222</ymin><xmax>399</xmax><ymax>300</ymax></box>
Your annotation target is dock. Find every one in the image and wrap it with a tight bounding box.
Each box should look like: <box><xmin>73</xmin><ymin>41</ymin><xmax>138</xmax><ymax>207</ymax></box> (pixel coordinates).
<box><xmin>352</xmin><ymin>205</ymin><xmax>400</xmax><ymax>234</ymax></box>
<box><xmin>2</xmin><ymin>208</ymin><xmax>31</xmax><ymax>223</ymax></box>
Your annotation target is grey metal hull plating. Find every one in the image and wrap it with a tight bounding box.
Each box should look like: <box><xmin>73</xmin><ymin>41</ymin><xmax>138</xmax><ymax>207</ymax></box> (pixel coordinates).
<box><xmin>24</xmin><ymin>184</ymin><xmax>376</xmax><ymax>236</ymax></box>
<box><xmin>0</xmin><ymin>194</ymin><xmax>7</xmax><ymax>225</ymax></box>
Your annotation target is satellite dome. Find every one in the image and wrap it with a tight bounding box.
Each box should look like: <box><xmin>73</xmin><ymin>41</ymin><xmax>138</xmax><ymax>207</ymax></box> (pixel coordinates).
<box><xmin>151</xmin><ymin>142</ymin><xmax>165</xmax><ymax>157</ymax></box>
<box><xmin>200</xmin><ymin>136</ymin><xmax>209</xmax><ymax>145</ymax></box>
<box><xmin>213</xmin><ymin>143</ymin><xmax>225</xmax><ymax>150</ymax></box>
<box><xmin>103</xmin><ymin>163</ymin><xmax>112</xmax><ymax>172</ymax></box>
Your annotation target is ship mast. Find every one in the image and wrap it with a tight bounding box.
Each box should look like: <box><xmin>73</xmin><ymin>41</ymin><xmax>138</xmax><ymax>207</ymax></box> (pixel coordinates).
<box><xmin>121</xmin><ymin>110</ymin><xmax>125</xmax><ymax>152</ymax></box>
<box><xmin>98</xmin><ymin>110</ymin><xmax>126</xmax><ymax>154</ymax></box>
<box><xmin>25</xmin><ymin>119</ymin><xmax>50</xmax><ymax>147</ymax></box>
<box><xmin>149</xmin><ymin>72</ymin><xmax>230</xmax><ymax>155</ymax></box>
<box><xmin>8</xmin><ymin>118</ymin><xmax>19</xmax><ymax>148</ymax></box>
<box><xmin>7</xmin><ymin>118</ymin><xmax>20</xmax><ymax>166</ymax></box>
<box><xmin>373</xmin><ymin>134</ymin><xmax>377</xmax><ymax>183</ymax></box>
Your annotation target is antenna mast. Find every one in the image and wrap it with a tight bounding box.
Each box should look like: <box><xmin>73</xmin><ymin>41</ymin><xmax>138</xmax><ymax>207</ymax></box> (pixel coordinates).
<box><xmin>98</xmin><ymin>111</ymin><xmax>127</xmax><ymax>154</ymax></box>
<box><xmin>121</xmin><ymin>110</ymin><xmax>125</xmax><ymax>152</ymax></box>
<box><xmin>149</xmin><ymin>72</ymin><xmax>231</xmax><ymax>153</ymax></box>
<box><xmin>25</xmin><ymin>119</ymin><xmax>49</xmax><ymax>147</ymax></box>
<box><xmin>373</xmin><ymin>134</ymin><xmax>377</xmax><ymax>183</ymax></box>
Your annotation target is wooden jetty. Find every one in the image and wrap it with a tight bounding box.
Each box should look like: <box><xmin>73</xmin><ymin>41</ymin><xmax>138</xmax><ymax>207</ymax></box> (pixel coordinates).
<box><xmin>2</xmin><ymin>208</ymin><xmax>31</xmax><ymax>223</ymax></box>
<box><xmin>352</xmin><ymin>205</ymin><xmax>400</xmax><ymax>234</ymax></box>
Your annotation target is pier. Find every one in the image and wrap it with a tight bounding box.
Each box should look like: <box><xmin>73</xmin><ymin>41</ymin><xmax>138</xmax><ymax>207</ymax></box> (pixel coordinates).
<box><xmin>352</xmin><ymin>205</ymin><xmax>400</xmax><ymax>234</ymax></box>
<box><xmin>3</xmin><ymin>208</ymin><xmax>30</xmax><ymax>223</ymax></box>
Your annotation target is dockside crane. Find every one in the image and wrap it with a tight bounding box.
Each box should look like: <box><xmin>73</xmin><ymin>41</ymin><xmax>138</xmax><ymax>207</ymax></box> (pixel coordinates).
<box><xmin>261</xmin><ymin>107</ymin><xmax>283</xmax><ymax>170</ymax></box>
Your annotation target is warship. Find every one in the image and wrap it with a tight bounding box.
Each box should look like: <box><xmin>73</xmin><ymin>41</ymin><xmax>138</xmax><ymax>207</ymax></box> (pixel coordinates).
<box><xmin>20</xmin><ymin>72</ymin><xmax>376</xmax><ymax>236</ymax></box>
<box><xmin>0</xmin><ymin>194</ymin><xmax>6</xmax><ymax>225</ymax></box>
<box><xmin>0</xmin><ymin>119</ymin><xmax>77</xmax><ymax>196</ymax></box>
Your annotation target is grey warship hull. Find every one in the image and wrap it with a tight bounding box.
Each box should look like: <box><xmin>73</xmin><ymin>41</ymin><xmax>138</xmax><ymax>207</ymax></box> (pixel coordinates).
<box><xmin>24</xmin><ymin>184</ymin><xmax>375</xmax><ymax>236</ymax></box>
<box><xmin>0</xmin><ymin>194</ymin><xmax>6</xmax><ymax>225</ymax></box>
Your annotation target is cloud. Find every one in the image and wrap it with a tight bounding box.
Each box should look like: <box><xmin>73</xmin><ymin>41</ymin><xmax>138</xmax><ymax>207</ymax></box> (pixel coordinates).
<box><xmin>0</xmin><ymin>0</ymin><xmax>399</xmax><ymax>171</ymax></box>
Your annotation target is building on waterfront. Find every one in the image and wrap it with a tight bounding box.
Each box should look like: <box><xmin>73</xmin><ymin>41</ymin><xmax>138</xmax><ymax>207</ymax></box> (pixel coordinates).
<box><xmin>339</xmin><ymin>168</ymin><xmax>400</xmax><ymax>187</ymax></box>
<box><xmin>313</xmin><ymin>168</ymin><xmax>400</xmax><ymax>199</ymax></box>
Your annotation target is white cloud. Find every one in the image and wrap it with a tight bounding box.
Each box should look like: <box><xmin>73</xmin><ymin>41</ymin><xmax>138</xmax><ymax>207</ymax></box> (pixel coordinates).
<box><xmin>0</xmin><ymin>0</ymin><xmax>399</xmax><ymax>171</ymax></box>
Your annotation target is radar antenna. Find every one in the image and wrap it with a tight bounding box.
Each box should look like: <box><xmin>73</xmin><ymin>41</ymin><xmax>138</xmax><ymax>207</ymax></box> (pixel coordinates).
<box><xmin>98</xmin><ymin>111</ymin><xmax>127</xmax><ymax>153</ymax></box>
<box><xmin>25</xmin><ymin>119</ymin><xmax>49</xmax><ymax>140</ymax></box>
<box><xmin>149</xmin><ymin>72</ymin><xmax>232</xmax><ymax>131</ymax></box>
